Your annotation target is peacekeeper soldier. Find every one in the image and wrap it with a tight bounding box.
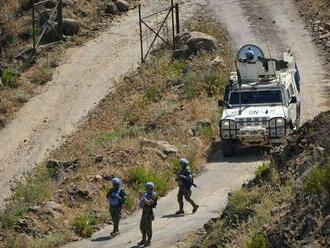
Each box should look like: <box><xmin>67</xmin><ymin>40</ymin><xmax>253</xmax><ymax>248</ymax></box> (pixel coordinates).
<box><xmin>106</xmin><ymin>177</ymin><xmax>126</xmax><ymax>236</ymax></box>
<box><xmin>175</xmin><ymin>158</ymin><xmax>199</xmax><ymax>215</ymax></box>
<box><xmin>138</xmin><ymin>182</ymin><xmax>158</xmax><ymax>247</ymax></box>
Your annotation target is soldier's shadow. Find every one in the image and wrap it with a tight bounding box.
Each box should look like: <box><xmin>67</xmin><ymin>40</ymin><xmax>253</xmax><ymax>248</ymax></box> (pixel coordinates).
<box><xmin>91</xmin><ymin>235</ymin><xmax>114</xmax><ymax>242</ymax></box>
<box><xmin>161</xmin><ymin>213</ymin><xmax>193</xmax><ymax>218</ymax></box>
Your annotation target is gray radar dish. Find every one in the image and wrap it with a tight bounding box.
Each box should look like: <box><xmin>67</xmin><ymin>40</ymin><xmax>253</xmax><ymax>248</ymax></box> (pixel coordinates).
<box><xmin>237</xmin><ymin>44</ymin><xmax>265</xmax><ymax>61</ymax></box>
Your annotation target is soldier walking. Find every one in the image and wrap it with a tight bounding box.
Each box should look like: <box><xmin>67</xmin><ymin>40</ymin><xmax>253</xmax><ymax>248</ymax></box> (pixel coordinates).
<box><xmin>175</xmin><ymin>158</ymin><xmax>199</xmax><ymax>215</ymax></box>
<box><xmin>138</xmin><ymin>182</ymin><xmax>158</xmax><ymax>247</ymax></box>
<box><xmin>106</xmin><ymin>177</ymin><xmax>126</xmax><ymax>237</ymax></box>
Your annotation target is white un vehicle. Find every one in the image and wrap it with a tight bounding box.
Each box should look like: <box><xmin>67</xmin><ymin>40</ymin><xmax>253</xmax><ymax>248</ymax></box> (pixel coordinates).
<box><xmin>219</xmin><ymin>44</ymin><xmax>301</xmax><ymax>156</ymax></box>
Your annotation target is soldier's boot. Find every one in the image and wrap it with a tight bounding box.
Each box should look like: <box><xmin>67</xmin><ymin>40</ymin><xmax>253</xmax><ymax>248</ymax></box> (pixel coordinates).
<box><xmin>145</xmin><ymin>240</ymin><xmax>151</xmax><ymax>247</ymax></box>
<box><xmin>192</xmin><ymin>203</ymin><xmax>199</xmax><ymax>213</ymax></box>
<box><xmin>138</xmin><ymin>235</ymin><xmax>146</xmax><ymax>245</ymax></box>
<box><xmin>176</xmin><ymin>201</ymin><xmax>185</xmax><ymax>214</ymax></box>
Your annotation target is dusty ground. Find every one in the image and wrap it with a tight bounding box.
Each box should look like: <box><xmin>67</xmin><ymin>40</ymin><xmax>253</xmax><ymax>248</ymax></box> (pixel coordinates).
<box><xmin>0</xmin><ymin>0</ymin><xmax>329</xmax><ymax>247</ymax></box>
<box><xmin>64</xmin><ymin>0</ymin><xmax>330</xmax><ymax>247</ymax></box>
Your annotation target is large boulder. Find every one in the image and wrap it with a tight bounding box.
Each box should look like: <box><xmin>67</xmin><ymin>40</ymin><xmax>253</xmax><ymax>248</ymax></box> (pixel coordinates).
<box><xmin>140</xmin><ymin>138</ymin><xmax>179</xmax><ymax>155</ymax></box>
<box><xmin>114</xmin><ymin>0</ymin><xmax>129</xmax><ymax>12</ymax></box>
<box><xmin>62</xmin><ymin>18</ymin><xmax>80</xmax><ymax>36</ymax></box>
<box><xmin>44</xmin><ymin>0</ymin><xmax>75</xmax><ymax>8</ymax></box>
<box><xmin>173</xmin><ymin>32</ymin><xmax>219</xmax><ymax>60</ymax></box>
<box><xmin>105</xmin><ymin>2</ymin><xmax>118</xmax><ymax>15</ymax></box>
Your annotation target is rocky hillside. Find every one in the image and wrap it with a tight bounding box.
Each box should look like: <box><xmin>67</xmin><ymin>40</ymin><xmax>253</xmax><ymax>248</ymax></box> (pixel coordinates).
<box><xmin>295</xmin><ymin>0</ymin><xmax>330</xmax><ymax>62</ymax></box>
<box><xmin>0</xmin><ymin>15</ymin><xmax>233</xmax><ymax>248</ymax></box>
<box><xmin>182</xmin><ymin>111</ymin><xmax>330</xmax><ymax>248</ymax></box>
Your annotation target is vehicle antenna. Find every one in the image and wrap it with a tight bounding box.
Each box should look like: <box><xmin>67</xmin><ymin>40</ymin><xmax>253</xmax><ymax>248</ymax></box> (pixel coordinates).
<box><xmin>235</xmin><ymin>59</ymin><xmax>242</xmax><ymax>115</ymax></box>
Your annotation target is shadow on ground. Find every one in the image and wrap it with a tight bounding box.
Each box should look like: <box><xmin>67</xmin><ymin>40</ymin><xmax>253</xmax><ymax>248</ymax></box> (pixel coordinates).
<box><xmin>207</xmin><ymin>140</ymin><xmax>268</xmax><ymax>164</ymax></box>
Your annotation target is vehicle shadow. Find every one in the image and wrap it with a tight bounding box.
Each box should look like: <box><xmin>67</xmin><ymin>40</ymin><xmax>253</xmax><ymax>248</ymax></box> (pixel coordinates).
<box><xmin>207</xmin><ymin>140</ymin><xmax>269</xmax><ymax>163</ymax></box>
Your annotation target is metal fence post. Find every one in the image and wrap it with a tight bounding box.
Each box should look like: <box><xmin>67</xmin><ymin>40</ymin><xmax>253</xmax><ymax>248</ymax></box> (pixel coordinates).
<box><xmin>175</xmin><ymin>3</ymin><xmax>180</xmax><ymax>35</ymax></box>
<box><xmin>171</xmin><ymin>0</ymin><xmax>175</xmax><ymax>49</ymax></box>
<box><xmin>138</xmin><ymin>5</ymin><xmax>144</xmax><ymax>63</ymax></box>
<box><xmin>57</xmin><ymin>0</ymin><xmax>63</xmax><ymax>41</ymax></box>
<box><xmin>32</xmin><ymin>0</ymin><xmax>36</xmax><ymax>56</ymax></box>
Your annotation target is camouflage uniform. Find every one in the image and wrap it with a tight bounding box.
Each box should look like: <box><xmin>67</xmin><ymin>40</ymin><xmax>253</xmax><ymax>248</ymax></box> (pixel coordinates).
<box><xmin>106</xmin><ymin>187</ymin><xmax>126</xmax><ymax>234</ymax></box>
<box><xmin>177</xmin><ymin>166</ymin><xmax>198</xmax><ymax>213</ymax></box>
<box><xmin>139</xmin><ymin>191</ymin><xmax>158</xmax><ymax>244</ymax></box>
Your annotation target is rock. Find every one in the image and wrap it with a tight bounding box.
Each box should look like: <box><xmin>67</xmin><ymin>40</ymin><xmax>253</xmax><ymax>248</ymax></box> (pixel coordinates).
<box><xmin>319</xmin><ymin>33</ymin><xmax>330</xmax><ymax>40</ymax></box>
<box><xmin>187</xmin><ymin>32</ymin><xmax>219</xmax><ymax>52</ymax></box>
<box><xmin>326</xmin><ymin>41</ymin><xmax>330</xmax><ymax>48</ymax></box>
<box><xmin>196</xmin><ymin>118</ymin><xmax>212</xmax><ymax>130</ymax></box>
<box><xmin>40</xmin><ymin>23</ymin><xmax>61</xmax><ymax>44</ymax></box>
<box><xmin>114</xmin><ymin>0</ymin><xmax>129</xmax><ymax>12</ymax></box>
<box><xmin>0</xmin><ymin>117</ymin><xmax>5</xmax><ymax>128</ymax></box>
<box><xmin>67</xmin><ymin>185</ymin><xmax>91</xmax><ymax>200</ymax></box>
<box><xmin>44</xmin><ymin>0</ymin><xmax>75</xmax><ymax>8</ymax></box>
<box><xmin>39</xmin><ymin>9</ymin><xmax>52</xmax><ymax>25</ymax></box>
<box><xmin>208</xmin><ymin>56</ymin><xmax>225</xmax><ymax>67</ymax></box>
<box><xmin>325</xmin><ymin>23</ymin><xmax>330</xmax><ymax>31</ymax></box>
<box><xmin>105</xmin><ymin>2</ymin><xmax>118</xmax><ymax>14</ymax></box>
<box><xmin>140</xmin><ymin>138</ymin><xmax>179</xmax><ymax>155</ymax></box>
<box><xmin>94</xmin><ymin>155</ymin><xmax>104</xmax><ymax>163</ymax></box>
<box><xmin>189</xmin><ymin>137</ymin><xmax>203</xmax><ymax>147</ymax></box>
<box><xmin>19</xmin><ymin>0</ymin><xmax>33</xmax><ymax>10</ymax></box>
<box><xmin>322</xmin><ymin>215</ymin><xmax>330</xmax><ymax>235</ymax></box>
<box><xmin>94</xmin><ymin>174</ymin><xmax>103</xmax><ymax>181</ymax></box>
<box><xmin>298</xmin><ymin>215</ymin><xmax>317</xmax><ymax>240</ymax></box>
<box><xmin>173</xmin><ymin>48</ymin><xmax>193</xmax><ymax>60</ymax></box>
<box><xmin>44</xmin><ymin>201</ymin><xmax>65</xmax><ymax>214</ymax></box>
<box><xmin>29</xmin><ymin>205</ymin><xmax>41</xmax><ymax>212</ymax></box>
<box><xmin>62</xmin><ymin>18</ymin><xmax>80</xmax><ymax>36</ymax></box>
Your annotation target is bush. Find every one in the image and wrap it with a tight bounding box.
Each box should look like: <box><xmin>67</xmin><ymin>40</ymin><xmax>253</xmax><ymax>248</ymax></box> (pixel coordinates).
<box><xmin>95</xmin><ymin>127</ymin><xmax>143</xmax><ymax>146</ymax></box>
<box><xmin>256</xmin><ymin>162</ymin><xmax>270</xmax><ymax>178</ymax></box>
<box><xmin>227</xmin><ymin>188</ymin><xmax>261</xmax><ymax>217</ymax></box>
<box><xmin>73</xmin><ymin>212</ymin><xmax>98</xmax><ymax>238</ymax></box>
<box><xmin>1</xmin><ymin>68</ymin><xmax>18</xmax><ymax>88</ymax></box>
<box><xmin>0</xmin><ymin>203</ymin><xmax>29</xmax><ymax>228</ymax></box>
<box><xmin>14</xmin><ymin>167</ymin><xmax>52</xmax><ymax>205</ymax></box>
<box><xmin>143</xmin><ymin>86</ymin><xmax>162</xmax><ymax>103</ymax></box>
<box><xmin>304</xmin><ymin>160</ymin><xmax>330</xmax><ymax>195</ymax></box>
<box><xmin>248</xmin><ymin>233</ymin><xmax>267</xmax><ymax>248</ymax></box>
<box><xmin>128</xmin><ymin>167</ymin><xmax>172</xmax><ymax>196</ymax></box>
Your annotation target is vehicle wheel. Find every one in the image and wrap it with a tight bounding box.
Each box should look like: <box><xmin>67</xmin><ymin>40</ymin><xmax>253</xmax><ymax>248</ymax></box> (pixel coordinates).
<box><xmin>222</xmin><ymin>140</ymin><xmax>234</xmax><ymax>157</ymax></box>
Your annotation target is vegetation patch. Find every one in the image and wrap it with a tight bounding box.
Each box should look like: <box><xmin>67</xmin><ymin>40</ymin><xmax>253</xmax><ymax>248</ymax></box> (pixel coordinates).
<box><xmin>0</xmin><ymin>14</ymin><xmax>233</xmax><ymax>247</ymax></box>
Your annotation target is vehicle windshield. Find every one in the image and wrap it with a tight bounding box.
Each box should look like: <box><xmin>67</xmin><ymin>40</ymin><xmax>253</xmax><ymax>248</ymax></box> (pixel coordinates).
<box><xmin>229</xmin><ymin>90</ymin><xmax>283</xmax><ymax>105</ymax></box>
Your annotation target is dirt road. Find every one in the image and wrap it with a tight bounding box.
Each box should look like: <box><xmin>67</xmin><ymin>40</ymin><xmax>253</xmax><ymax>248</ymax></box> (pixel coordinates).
<box><xmin>0</xmin><ymin>0</ymin><xmax>196</xmax><ymax>205</ymax></box>
<box><xmin>64</xmin><ymin>0</ymin><xmax>329</xmax><ymax>247</ymax></box>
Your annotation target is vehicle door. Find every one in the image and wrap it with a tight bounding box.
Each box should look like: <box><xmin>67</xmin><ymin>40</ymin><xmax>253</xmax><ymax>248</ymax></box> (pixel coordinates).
<box><xmin>287</xmin><ymin>83</ymin><xmax>297</xmax><ymax>124</ymax></box>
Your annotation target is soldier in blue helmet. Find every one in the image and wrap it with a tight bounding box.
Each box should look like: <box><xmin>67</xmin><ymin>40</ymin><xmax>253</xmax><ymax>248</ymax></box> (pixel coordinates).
<box><xmin>175</xmin><ymin>158</ymin><xmax>199</xmax><ymax>215</ymax></box>
<box><xmin>106</xmin><ymin>177</ymin><xmax>126</xmax><ymax>236</ymax></box>
<box><xmin>138</xmin><ymin>181</ymin><xmax>158</xmax><ymax>246</ymax></box>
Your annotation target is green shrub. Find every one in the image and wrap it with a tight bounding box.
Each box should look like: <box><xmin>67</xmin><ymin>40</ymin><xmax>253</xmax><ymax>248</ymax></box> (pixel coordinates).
<box><xmin>256</xmin><ymin>162</ymin><xmax>270</xmax><ymax>178</ymax></box>
<box><xmin>248</xmin><ymin>233</ymin><xmax>267</xmax><ymax>248</ymax></box>
<box><xmin>227</xmin><ymin>188</ymin><xmax>261</xmax><ymax>217</ymax></box>
<box><xmin>128</xmin><ymin>167</ymin><xmax>172</xmax><ymax>196</ymax></box>
<box><xmin>0</xmin><ymin>203</ymin><xmax>29</xmax><ymax>228</ymax></box>
<box><xmin>143</xmin><ymin>86</ymin><xmax>162</xmax><ymax>103</ymax></box>
<box><xmin>95</xmin><ymin>127</ymin><xmax>143</xmax><ymax>146</ymax></box>
<box><xmin>14</xmin><ymin>167</ymin><xmax>52</xmax><ymax>205</ymax></box>
<box><xmin>1</xmin><ymin>68</ymin><xmax>18</xmax><ymax>88</ymax></box>
<box><xmin>73</xmin><ymin>212</ymin><xmax>98</xmax><ymax>238</ymax></box>
<box><xmin>304</xmin><ymin>160</ymin><xmax>330</xmax><ymax>194</ymax></box>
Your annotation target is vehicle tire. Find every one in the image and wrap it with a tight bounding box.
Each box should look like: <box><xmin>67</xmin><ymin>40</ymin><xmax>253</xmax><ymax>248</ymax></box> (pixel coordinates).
<box><xmin>222</xmin><ymin>140</ymin><xmax>234</xmax><ymax>157</ymax></box>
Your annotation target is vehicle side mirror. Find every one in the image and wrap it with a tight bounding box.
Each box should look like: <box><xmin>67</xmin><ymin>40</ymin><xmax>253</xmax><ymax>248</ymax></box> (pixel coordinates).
<box><xmin>289</xmin><ymin>96</ymin><xmax>297</xmax><ymax>104</ymax></box>
<box><xmin>218</xmin><ymin>99</ymin><xmax>224</xmax><ymax>108</ymax></box>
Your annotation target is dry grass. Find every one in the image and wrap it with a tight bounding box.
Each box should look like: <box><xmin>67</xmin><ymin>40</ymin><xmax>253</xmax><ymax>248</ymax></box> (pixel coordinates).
<box><xmin>0</xmin><ymin>0</ymin><xmax>139</xmax><ymax>127</ymax></box>
<box><xmin>296</xmin><ymin>0</ymin><xmax>330</xmax><ymax>21</ymax></box>
<box><xmin>0</xmin><ymin>14</ymin><xmax>233</xmax><ymax>247</ymax></box>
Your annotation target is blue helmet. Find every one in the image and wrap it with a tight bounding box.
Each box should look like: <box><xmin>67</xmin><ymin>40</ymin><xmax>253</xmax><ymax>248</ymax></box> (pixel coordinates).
<box><xmin>112</xmin><ymin>177</ymin><xmax>121</xmax><ymax>186</ymax></box>
<box><xmin>145</xmin><ymin>182</ymin><xmax>154</xmax><ymax>190</ymax></box>
<box><xmin>245</xmin><ymin>49</ymin><xmax>255</xmax><ymax>60</ymax></box>
<box><xmin>179</xmin><ymin>158</ymin><xmax>189</xmax><ymax>166</ymax></box>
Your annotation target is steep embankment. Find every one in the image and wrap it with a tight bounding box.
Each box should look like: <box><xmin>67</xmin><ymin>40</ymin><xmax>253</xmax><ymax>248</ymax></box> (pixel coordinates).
<box><xmin>183</xmin><ymin>111</ymin><xmax>330</xmax><ymax>248</ymax></box>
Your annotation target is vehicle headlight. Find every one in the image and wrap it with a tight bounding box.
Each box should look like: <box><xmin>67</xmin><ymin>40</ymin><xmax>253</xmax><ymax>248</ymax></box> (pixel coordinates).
<box><xmin>222</xmin><ymin>120</ymin><xmax>230</xmax><ymax>128</ymax></box>
<box><xmin>276</xmin><ymin>118</ymin><xmax>284</xmax><ymax>126</ymax></box>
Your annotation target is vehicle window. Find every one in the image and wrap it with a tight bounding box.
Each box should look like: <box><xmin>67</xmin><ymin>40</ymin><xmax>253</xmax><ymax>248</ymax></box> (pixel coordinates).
<box><xmin>229</xmin><ymin>90</ymin><xmax>283</xmax><ymax>105</ymax></box>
